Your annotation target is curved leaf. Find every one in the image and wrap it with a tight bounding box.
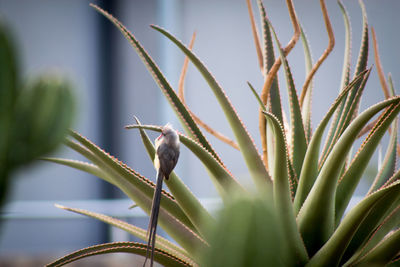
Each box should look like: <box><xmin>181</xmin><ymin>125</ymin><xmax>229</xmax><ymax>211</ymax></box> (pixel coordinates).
<box><xmin>257</xmin><ymin>0</ymin><xmax>283</xmax><ymax>122</ymax></box>
<box><xmin>339</xmin><ymin>192</ymin><xmax>400</xmax><ymax>264</ymax></box>
<box><xmin>42</xmin><ymin>157</ymin><xmax>114</xmax><ymax>186</ymax></box>
<box><xmin>368</xmin><ymin>119</ymin><xmax>398</xmax><ymax>194</ymax></box>
<box><xmin>133</xmin><ymin>117</ymin><xmax>214</xmax><ymax>239</ymax></box>
<box><xmin>344</xmin><ymin>199</ymin><xmax>400</xmax><ymax>265</ymax></box>
<box><xmin>338</xmin><ymin>0</ymin><xmax>352</xmax><ymax>91</ymax></box>
<box><xmin>297</xmin><ymin>96</ymin><xmax>400</xmax><ymax>255</ymax></box>
<box><xmin>307</xmin><ymin>181</ymin><xmax>400</xmax><ymax>266</ymax></box>
<box><xmin>67</xmin><ymin>132</ymin><xmax>194</xmax><ymax>230</ymax></box>
<box><xmin>66</xmin><ymin>133</ymin><xmax>208</xmax><ymax>255</ymax></box>
<box><xmin>353</xmin><ymin>0</ymin><xmax>369</xmax><ymax>78</ymax></box>
<box><xmin>89</xmin><ymin>4</ymin><xmax>221</xmax><ymax>166</ymax></box>
<box><xmin>150</xmin><ymin>24</ymin><xmax>271</xmax><ymax>189</ymax></box>
<box><xmin>247</xmin><ymin>82</ymin><xmax>265</xmax><ymax>111</ymax></box>
<box><xmin>351</xmin><ymin>228</ymin><xmax>400</xmax><ymax>267</ymax></box>
<box><xmin>320</xmin><ymin>0</ymin><xmax>369</xmax><ymax>169</ymax></box>
<box><xmin>269</xmin><ymin>20</ymin><xmax>307</xmax><ymax>181</ymax></box>
<box><xmin>46</xmin><ymin>242</ymin><xmax>192</xmax><ymax>267</ymax></box>
<box><xmin>264</xmin><ymin>112</ymin><xmax>308</xmax><ymax>265</ymax></box>
<box><xmin>319</xmin><ymin>69</ymin><xmax>371</xmax><ymax>170</ymax></box>
<box><xmin>125</xmin><ymin>124</ymin><xmax>244</xmax><ymax>195</ymax></box>
<box><xmin>55</xmin><ymin>204</ymin><xmax>194</xmax><ymax>264</ymax></box>
<box><xmin>293</xmin><ymin>70</ymin><xmax>368</xmax><ymax>213</ymax></box>
<box><xmin>383</xmin><ymin>168</ymin><xmax>400</xmax><ymax>188</ymax></box>
<box><xmin>300</xmin><ymin>26</ymin><xmax>314</xmax><ymax>141</ymax></box>
<box><xmin>335</xmin><ymin>102</ymin><xmax>400</xmax><ymax>222</ymax></box>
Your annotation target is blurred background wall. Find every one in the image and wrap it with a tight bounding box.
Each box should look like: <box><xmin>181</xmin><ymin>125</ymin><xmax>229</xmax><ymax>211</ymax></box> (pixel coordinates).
<box><xmin>0</xmin><ymin>0</ymin><xmax>399</xmax><ymax>263</ymax></box>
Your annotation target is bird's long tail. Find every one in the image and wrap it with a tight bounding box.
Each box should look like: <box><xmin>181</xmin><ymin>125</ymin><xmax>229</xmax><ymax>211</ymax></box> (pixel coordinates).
<box><xmin>143</xmin><ymin>170</ymin><xmax>164</xmax><ymax>267</ymax></box>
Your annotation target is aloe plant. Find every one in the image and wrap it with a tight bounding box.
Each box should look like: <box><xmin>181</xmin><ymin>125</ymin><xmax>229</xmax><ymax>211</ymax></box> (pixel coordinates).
<box><xmin>46</xmin><ymin>1</ymin><xmax>400</xmax><ymax>266</ymax></box>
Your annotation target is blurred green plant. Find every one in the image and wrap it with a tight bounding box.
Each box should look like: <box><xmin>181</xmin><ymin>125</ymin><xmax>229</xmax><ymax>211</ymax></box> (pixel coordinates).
<box><xmin>46</xmin><ymin>0</ymin><xmax>400</xmax><ymax>266</ymax></box>
<box><xmin>0</xmin><ymin>21</ymin><xmax>75</xmax><ymax>207</ymax></box>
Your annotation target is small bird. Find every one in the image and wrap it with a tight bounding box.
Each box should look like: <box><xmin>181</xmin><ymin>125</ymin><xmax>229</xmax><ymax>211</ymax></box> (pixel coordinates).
<box><xmin>143</xmin><ymin>123</ymin><xmax>180</xmax><ymax>267</ymax></box>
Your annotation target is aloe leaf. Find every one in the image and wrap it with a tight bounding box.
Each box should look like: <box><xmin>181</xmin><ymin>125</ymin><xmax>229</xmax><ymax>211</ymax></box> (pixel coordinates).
<box><xmin>319</xmin><ymin>68</ymin><xmax>371</xmax><ymax>170</ymax></box>
<box><xmin>42</xmin><ymin>157</ymin><xmax>114</xmax><ymax>185</ymax></box>
<box><xmin>300</xmin><ymin>26</ymin><xmax>314</xmax><ymax>141</ymax></box>
<box><xmin>297</xmin><ymin>96</ymin><xmax>400</xmax><ymax>255</ymax></box>
<box><xmin>306</xmin><ymin>181</ymin><xmax>400</xmax><ymax>266</ymax></box>
<box><xmin>257</xmin><ymin>0</ymin><xmax>282</xmax><ymax>122</ymax></box>
<box><xmin>338</xmin><ymin>0</ymin><xmax>352</xmax><ymax>91</ymax></box>
<box><xmin>90</xmin><ymin>4</ymin><xmax>221</xmax><ymax>166</ymax></box>
<box><xmin>388</xmin><ymin>73</ymin><xmax>396</xmax><ymax>96</ymax></box>
<box><xmin>67</xmin><ymin>132</ymin><xmax>194</xmax><ymax>230</ymax></box>
<box><xmin>65</xmin><ymin>134</ymin><xmax>208</xmax><ymax>255</ymax></box>
<box><xmin>319</xmin><ymin>0</ymin><xmax>367</xmax><ymax>168</ymax></box>
<box><xmin>263</xmin><ymin>111</ymin><xmax>308</xmax><ymax>265</ymax></box>
<box><xmin>293</xmin><ymin>71</ymin><xmax>367</xmax><ymax>213</ymax></box>
<box><xmin>126</xmin><ymin>124</ymin><xmax>243</xmax><ymax>195</ymax></box>
<box><xmin>247</xmin><ymin>82</ymin><xmax>265</xmax><ymax>110</ymax></box>
<box><xmin>353</xmin><ymin>0</ymin><xmax>369</xmax><ymax>78</ymax></box>
<box><xmin>55</xmin><ymin>204</ymin><xmax>193</xmax><ymax>263</ymax></box>
<box><xmin>344</xmin><ymin>200</ymin><xmax>400</xmax><ymax>265</ymax></box>
<box><xmin>383</xmin><ymin>167</ymin><xmax>400</xmax><ymax>188</ymax></box>
<box><xmin>339</xmin><ymin>189</ymin><xmax>400</xmax><ymax>264</ymax></box>
<box><xmin>133</xmin><ymin>117</ymin><xmax>214</xmax><ymax>239</ymax></box>
<box><xmin>368</xmin><ymin>120</ymin><xmax>398</xmax><ymax>194</ymax></box>
<box><xmin>268</xmin><ymin>21</ymin><xmax>307</xmax><ymax>180</ymax></box>
<box><xmin>150</xmin><ymin>25</ymin><xmax>271</xmax><ymax>189</ymax></box>
<box><xmin>46</xmin><ymin>242</ymin><xmax>192</xmax><ymax>267</ymax></box>
<box><xmin>351</xmin><ymin>228</ymin><xmax>400</xmax><ymax>267</ymax></box>
<box><xmin>335</xmin><ymin>102</ymin><xmax>400</xmax><ymax>222</ymax></box>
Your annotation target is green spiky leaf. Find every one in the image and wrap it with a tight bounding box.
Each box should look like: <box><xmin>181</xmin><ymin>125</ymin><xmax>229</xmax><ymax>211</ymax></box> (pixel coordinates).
<box><xmin>335</xmin><ymin>101</ymin><xmax>400</xmax><ymax>222</ymax></box>
<box><xmin>300</xmin><ymin>26</ymin><xmax>314</xmax><ymax>141</ymax></box>
<box><xmin>65</xmin><ymin>133</ymin><xmax>207</xmax><ymax>255</ymax></box>
<box><xmin>150</xmin><ymin>24</ymin><xmax>271</xmax><ymax>189</ymax></box>
<box><xmin>263</xmin><ymin>111</ymin><xmax>308</xmax><ymax>265</ymax></box>
<box><xmin>90</xmin><ymin>4</ymin><xmax>221</xmax><ymax>166</ymax></box>
<box><xmin>307</xmin><ymin>181</ymin><xmax>400</xmax><ymax>266</ymax></box>
<box><xmin>297</xmin><ymin>96</ymin><xmax>400</xmax><ymax>255</ymax></box>
<box><xmin>293</xmin><ymin>70</ymin><xmax>368</xmax><ymax>213</ymax></box>
<box><xmin>46</xmin><ymin>242</ymin><xmax>192</xmax><ymax>267</ymax></box>
<box><xmin>269</xmin><ymin>20</ymin><xmax>307</xmax><ymax>181</ymax></box>
<box><xmin>55</xmin><ymin>204</ymin><xmax>193</xmax><ymax>264</ymax></box>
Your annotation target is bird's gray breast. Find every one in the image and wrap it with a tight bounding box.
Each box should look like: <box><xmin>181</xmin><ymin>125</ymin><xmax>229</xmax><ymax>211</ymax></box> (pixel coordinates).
<box><xmin>156</xmin><ymin>142</ymin><xmax>179</xmax><ymax>177</ymax></box>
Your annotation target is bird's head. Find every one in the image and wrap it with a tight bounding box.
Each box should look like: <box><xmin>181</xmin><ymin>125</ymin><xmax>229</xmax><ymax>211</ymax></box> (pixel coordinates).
<box><xmin>156</xmin><ymin>123</ymin><xmax>179</xmax><ymax>146</ymax></box>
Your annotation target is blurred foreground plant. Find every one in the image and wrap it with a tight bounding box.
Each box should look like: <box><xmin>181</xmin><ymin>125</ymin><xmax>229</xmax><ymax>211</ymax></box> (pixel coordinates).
<box><xmin>0</xmin><ymin>21</ymin><xmax>75</xmax><ymax>207</ymax></box>
<box><xmin>47</xmin><ymin>1</ymin><xmax>400</xmax><ymax>266</ymax></box>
